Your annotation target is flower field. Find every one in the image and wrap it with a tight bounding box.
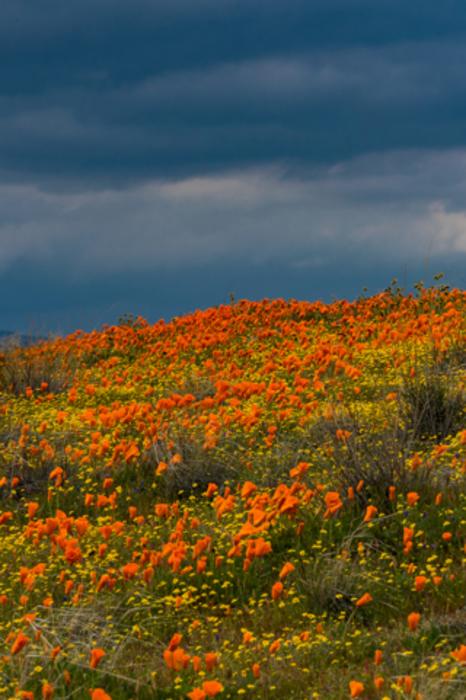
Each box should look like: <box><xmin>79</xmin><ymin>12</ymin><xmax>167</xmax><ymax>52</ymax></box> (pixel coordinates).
<box><xmin>0</xmin><ymin>286</ymin><xmax>465</xmax><ymax>699</ymax></box>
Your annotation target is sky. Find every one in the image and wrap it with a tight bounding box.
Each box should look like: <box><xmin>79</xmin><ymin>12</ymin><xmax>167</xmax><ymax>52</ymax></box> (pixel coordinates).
<box><xmin>1</xmin><ymin>0</ymin><xmax>466</xmax><ymax>334</ymax></box>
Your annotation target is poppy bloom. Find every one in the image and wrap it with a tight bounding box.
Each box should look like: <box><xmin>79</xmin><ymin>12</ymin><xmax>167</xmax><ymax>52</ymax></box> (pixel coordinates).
<box><xmin>90</xmin><ymin>690</ymin><xmax>112</xmax><ymax>700</ymax></box>
<box><xmin>42</xmin><ymin>683</ymin><xmax>54</xmax><ymax>700</ymax></box>
<box><xmin>168</xmin><ymin>633</ymin><xmax>182</xmax><ymax>651</ymax></box>
<box><xmin>242</xmin><ymin>630</ymin><xmax>253</xmax><ymax>644</ymax></box>
<box><xmin>414</xmin><ymin>576</ymin><xmax>427</xmax><ymax>592</ymax></box>
<box><xmin>451</xmin><ymin>644</ymin><xmax>466</xmax><ymax>663</ymax></box>
<box><xmin>398</xmin><ymin>675</ymin><xmax>413</xmax><ymax>693</ymax></box>
<box><xmin>374</xmin><ymin>649</ymin><xmax>383</xmax><ymax>665</ymax></box>
<box><xmin>64</xmin><ymin>545</ymin><xmax>82</xmax><ymax>565</ymax></box>
<box><xmin>363</xmin><ymin>505</ymin><xmax>378</xmax><ymax>523</ymax></box>
<box><xmin>187</xmin><ymin>690</ymin><xmax>206</xmax><ymax>700</ymax></box>
<box><xmin>196</xmin><ymin>557</ymin><xmax>207</xmax><ymax>574</ymax></box>
<box><xmin>355</xmin><ymin>592</ymin><xmax>373</xmax><ymax>607</ymax></box>
<box><xmin>204</xmin><ymin>483</ymin><xmax>218</xmax><ymax>498</ymax></box>
<box><xmin>0</xmin><ymin>511</ymin><xmax>13</xmax><ymax>525</ymax></box>
<box><xmin>63</xmin><ymin>669</ymin><xmax>71</xmax><ymax>688</ymax></box>
<box><xmin>271</xmin><ymin>581</ymin><xmax>284</xmax><ymax>600</ymax></box>
<box><xmin>90</xmin><ymin>648</ymin><xmax>106</xmax><ymax>669</ymax></box>
<box><xmin>289</xmin><ymin>461</ymin><xmax>309</xmax><ymax>479</ymax></box>
<box><xmin>49</xmin><ymin>467</ymin><xmax>64</xmax><ymax>487</ymax></box>
<box><xmin>204</xmin><ymin>652</ymin><xmax>218</xmax><ymax>672</ymax></box>
<box><xmin>122</xmin><ymin>563</ymin><xmax>139</xmax><ymax>580</ymax></box>
<box><xmin>324</xmin><ymin>491</ymin><xmax>343</xmax><ymax>518</ymax></box>
<box><xmin>50</xmin><ymin>645</ymin><xmax>61</xmax><ymax>661</ymax></box>
<box><xmin>279</xmin><ymin>562</ymin><xmax>295</xmax><ymax>580</ymax></box>
<box><xmin>26</xmin><ymin>502</ymin><xmax>39</xmax><ymax>519</ymax></box>
<box><xmin>407</xmin><ymin>612</ymin><xmax>421</xmax><ymax>631</ymax></box>
<box><xmin>156</xmin><ymin>461</ymin><xmax>168</xmax><ymax>475</ymax></box>
<box><xmin>202</xmin><ymin>680</ymin><xmax>224</xmax><ymax>697</ymax></box>
<box><xmin>155</xmin><ymin>503</ymin><xmax>170</xmax><ymax>518</ymax></box>
<box><xmin>241</xmin><ymin>481</ymin><xmax>257</xmax><ymax>498</ymax></box>
<box><xmin>191</xmin><ymin>655</ymin><xmax>202</xmax><ymax>672</ymax></box>
<box><xmin>11</xmin><ymin>631</ymin><xmax>30</xmax><ymax>655</ymax></box>
<box><xmin>406</xmin><ymin>492</ymin><xmax>420</xmax><ymax>506</ymax></box>
<box><xmin>349</xmin><ymin>680</ymin><xmax>365</xmax><ymax>697</ymax></box>
<box><xmin>164</xmin><ymin>647</ymin><xmax>190</xmax><ymax>671</ymax></box>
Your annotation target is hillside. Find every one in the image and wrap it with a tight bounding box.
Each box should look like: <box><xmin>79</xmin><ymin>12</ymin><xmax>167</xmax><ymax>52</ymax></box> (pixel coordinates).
<box><xmin>0</xmin><ymin>287</ymin><xmax>465</xmax><ymax>699</ymax></box>
<box><xmin>0</xmin><ymin>332</ymin><xmax>46</xmax><ymax>348</ymax></box>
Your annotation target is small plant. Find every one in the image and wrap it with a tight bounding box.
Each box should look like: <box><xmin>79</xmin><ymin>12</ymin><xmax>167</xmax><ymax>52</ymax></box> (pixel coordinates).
<box><xmin>329</xmin><ymin>423</ymin><xmax>446</xmax><ymax>508</ymax></box>
<box><xmin>0</xmin><ymin>342</ymin><xmax>74</xmax><ymax>396</ymax></box>
<box><xmin>298</xmin><ymin>556</ymin><xmax>357</xmax><ymax>616</ymax></box>
<box><xmin>400</xmin><ymin>369</ymin><xmax>465</xmax><ymax>444</ymax></box>
<box><xmin>149</xmin><ymin>431</ymin><xmax>241</xmax><ymax>499</ymax></box>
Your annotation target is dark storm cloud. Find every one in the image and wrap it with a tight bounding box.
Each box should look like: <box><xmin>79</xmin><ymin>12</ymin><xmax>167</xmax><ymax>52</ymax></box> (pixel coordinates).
<box><xmin>1</xmin><ymin>0</ymin><xmax>466</xmax><ymax>332</ymax></box>
<box><xmin>1</xmin><ymin>1</ymin><xmax>466</xmax><ymax>185</ymax></box>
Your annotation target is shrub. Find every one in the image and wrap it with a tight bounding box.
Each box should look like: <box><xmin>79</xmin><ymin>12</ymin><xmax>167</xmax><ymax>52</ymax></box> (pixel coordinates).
<box><xmin>313</xmin><ymin>410</ymin><xmax>461</xmax><ymax>509</ymax></box>
<box><xmin>400</xmin><ymin>369</ymin><xmax>465</xmax><ymax>444</ymax></box>
<box><xmin>298</xmin><ymin>556</ymin><xmax>357</xmax><ymax>616</ymax></box>
<box><xmin>0</xmin><ymin>341</ymin><xmax>73</xmax><ymax>396</ymax></box>
<box><xmin>148</xmin><ymin>431</ymin><xmax>241</xmax><ymax>499</ymax></box>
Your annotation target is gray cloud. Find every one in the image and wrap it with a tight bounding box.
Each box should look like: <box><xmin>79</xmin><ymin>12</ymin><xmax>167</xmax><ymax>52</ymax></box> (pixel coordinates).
<box><xmin>1</xmin><ymin>1</ymin><xmax>465</xmax><ymax>331</ymax></box>
<box><xmin>1</xmin><ymin>149</ymin><xmax>466</xmax><ymax>276</ymax></box>
<box><xmin>2</xmin><ymin>37</ymin><xmax>466</xmax><ymax>189</ymax></box>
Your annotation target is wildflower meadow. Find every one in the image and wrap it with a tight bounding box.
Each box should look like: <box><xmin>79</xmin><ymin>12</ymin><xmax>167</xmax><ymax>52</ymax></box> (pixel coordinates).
<box><xmin>0</xmin><ymin>284</ymin><xmax>465</xmax><ymax>699</ymax></box>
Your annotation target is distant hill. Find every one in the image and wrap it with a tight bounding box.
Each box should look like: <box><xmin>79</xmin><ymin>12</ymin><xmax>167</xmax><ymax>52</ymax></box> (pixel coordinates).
<box><xmin>0</xmin><ymin>330</ymin><xmax>45</xmax><ymax>347</ymax></box>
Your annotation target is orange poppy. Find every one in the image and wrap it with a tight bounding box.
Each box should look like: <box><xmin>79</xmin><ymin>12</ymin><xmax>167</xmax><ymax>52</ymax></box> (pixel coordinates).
<box><xmin>451</xmin><ymin>644</ymin><xmax>466</xmax><ymax>663</ymax></box>
<box><xmin>363</xmin><ymin>505</ymin><xmax>378</xmax><ymax>523</ymax></box>
<box><xmin>323</xmin><ymin>491</ymin><xmax>343</xmax><ymax>518</ymax></box>
<box><xmin>202</xmin><ymin>680</ymin><xmax>224</xmax><ymax>697</ymax></box>
<box><xmin>271</xmin><ymin>581</ymin><xmax>284</xmax><ymax>600</ymax></box>
<box><xmin>42</xmin><ymin>683</ymin><xmax>54</xmax><ymax>700</ymax></box>
<box><xmin>349</xmin><ymin>680</ymin><xmax>364</xmax><ymax>697</ymax></box>
<box><xmin>187</xmin><ymin>690</ymin><xmax>206</xmax><ymax>700</ymax></box>
<box><xmin>91</xmin><ymin>690</ymin><xmax>112</xmax><ymax>700</ymax></box>
<box><xmin>355</xmin><ymin>592</ymin><xmax>373</xmax><ymax>607</ymax></box>
<box><xmin>11</xmin><ymin>631</ymin><xmax>30</xmax><ymax>656</ymax></box>
<box><xmin>168</xmin><ymin>633</ymin><xmax>182</xmax><ymax>651</ymax></box>
<box><xmin>406</xmin><ymin>492</ymin><xmax>420</xmax><ymax>506</ymax></box>
<box><xmin>204</xmin><ymin>652</ymin><xmax>218</xmax><ymax>672</ymax></box>
<box><xmin>279</xmin><ymin>562</ymin><xmax>295</xmax><ymax>580</ymax></box>
<box><xmin>90</xmin><ymin>648</ymin><xmax>106</xmax><ymax>669</ymax></box>
<box><xmin>407</xmin><ymin>612</ymin><xmax>421</xmax><ymax>631</ymax></box>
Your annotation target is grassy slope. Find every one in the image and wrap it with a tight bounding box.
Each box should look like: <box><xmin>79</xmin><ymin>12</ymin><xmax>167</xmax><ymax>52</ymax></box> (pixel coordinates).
<box><xmin>0</xmin><ymin>287</ymin><xmax>465</xmax><ymax>700</ymax></box>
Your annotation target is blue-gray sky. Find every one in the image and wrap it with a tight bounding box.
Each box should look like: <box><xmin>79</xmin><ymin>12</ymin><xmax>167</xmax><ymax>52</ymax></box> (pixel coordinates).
<box><xmin>1</xmin><ymin>0</ymin><xmax>466</xmax><ymax>333</ymax></box>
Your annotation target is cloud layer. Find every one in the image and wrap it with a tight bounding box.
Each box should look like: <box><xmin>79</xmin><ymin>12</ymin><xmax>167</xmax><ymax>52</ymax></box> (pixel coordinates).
<box><xmin>1</xmin><ymin>1</ymin><xmax>465</xmax><ymax>331</ymax></box>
